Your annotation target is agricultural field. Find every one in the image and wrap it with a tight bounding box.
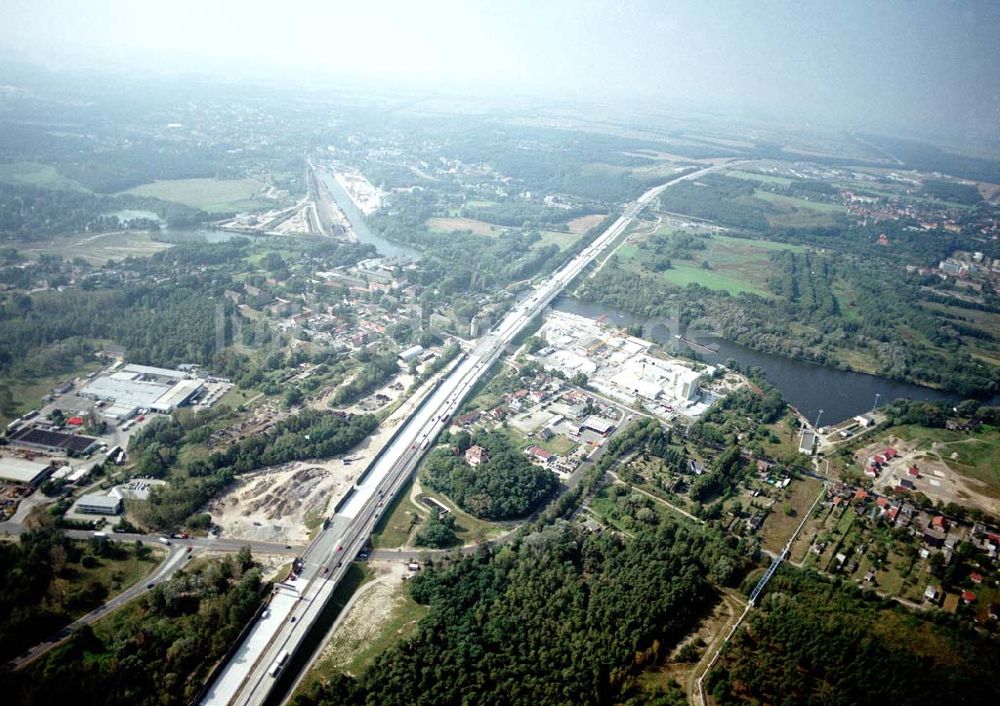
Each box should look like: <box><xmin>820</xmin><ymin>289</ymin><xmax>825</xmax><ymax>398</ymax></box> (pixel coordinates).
<box><xmin>723</xmin><ymin>169</ymin><xmax>793</xmax><ymax>186</ymax></box>
<box><xmin>0</xmin><ymin>161</ymin><xmax>87</xmax><ymax>191</ymax></box>
<box><xmin>566</xmin><ymin>213</ymin><xmax>607</xmax><ymax>234</ymax></box>
<box><xmin>16</xmin><ymin>230</ymin><xmax>174</xmax><ymax>265</ymax></box>
<box><xmin>757</xmin><ymin>477</ymin><xmax>824</xmax><ymax>555</ymax></box>
<box><xmin>123</xmin><ymin>177</ymin><xmax>266</xmax><ymax>213</ymax></box>
<box><xmin>616</xmin><ymin>231</ymin><xmax>803</xmax><ymax>296</ymax></box>
<box><xmin>754</xmin><ymin>190</ymin><xmax>846</xmax><ymax>228</ymax></box>
<box><xmin>426</xmin><ymin>216</ymin><xmax>499</xmax><ymax>236</ymax></box>
<box><xmin>535</xmin><ymin>229</ymin><xmax>579</xmax><ymax>250</ymax></box>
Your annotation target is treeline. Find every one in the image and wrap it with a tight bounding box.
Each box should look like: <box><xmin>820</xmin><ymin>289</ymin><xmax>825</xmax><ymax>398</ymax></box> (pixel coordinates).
<box><xmin>294</xmin><ymin>518</ymin><xmax>751</xmax><ymax>706</ymax></box>
<box><xmin>921</xmin><ymin>178</ymin><xmax>983</xmax><ymax>205</ymax></box>
<box><xmin>128</xmin><ymin>409</ymin><xmax>377</xmax><ymax>530</ymax></box>
<box><xmin>422</xmin><ymin>430</ymin><xmax>558</xmax><ymax>519</ymax></box>
<box><xmin>0</xmin><ymin>278</ymin><xmax>233</xmax><ymax>377</ymax></box>
<box><xmin>0</xmin><ymin>182</ymin><xmax>208</xmax><ymax>241</ymax></box>
<box><xmin>462</xmin><ymin>202</ymin><xmax>594</xmax><ymax>228</ymax></box>
<box><xmin>659</xmin><ymin>174</ymin><xmax>774</xmax><ymax>230</ymax></box>
<box><xmin>3</xmin><ymin>551</ymin><xmax>267</xmax><ymax>706</ymax></box>
<box><xmin>708</xmin><ymin>567</ymin><xmax>1000</xmax><ymax>706</ymax></box>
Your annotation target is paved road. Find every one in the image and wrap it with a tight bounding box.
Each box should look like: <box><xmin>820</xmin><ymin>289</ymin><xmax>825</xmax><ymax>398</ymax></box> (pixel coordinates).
<box><xmin>0</xmin><ymin>527</ymin><xmax>307</xmax><ymax>673</ymax></box>
<box><xmin>202</xmin><ymin>163</ymin><xmax>732</xmax><ymax>706</ymax></box>
<box><xmin>0</xmin><ymin>522</ymin><xmax>306</xmax><ymax>556</ymax></box>
<box><xmin>9</xmin><ymin>545</ymin><xmax>196</xmax><ymax>671</ymax></box>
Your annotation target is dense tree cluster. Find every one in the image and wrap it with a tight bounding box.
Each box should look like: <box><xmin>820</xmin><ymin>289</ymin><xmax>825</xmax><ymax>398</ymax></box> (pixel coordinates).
<box><xmin>0</xmin><ymin>182</ymin><xmax>208</xmax><ymax>241</ymax></box>
<box><xmin>0</xmin><ymin>529</ymin><xmax>140</xmax><ymax>662</ymax></box>
<box><xmin>2</xmin><ymin>551</ymin><xmax>267</xmax><ymax>706</ymax></box>
<box><xmin>708</xmin><ymin>568</ymin><xmax>1000</xmax><ymax>706</ymax></box>
<box><xmin>295</xmin><ymin>518</ymin><xmax>750</xmax><ymax>706</ymax></box>
<box><xmin>421</xmin><ymin>430</ymin><xmax>558</xmax><ymax>520</ymax></box>
<box><xmin>332</xmin><ymin>350</ymin><xmax>400</xmax><ymax>405</ymax></box>
<box><xmin>578</xmin><ymin>250</ymin><xmax>999</xmax><ymax>397</ymax></box>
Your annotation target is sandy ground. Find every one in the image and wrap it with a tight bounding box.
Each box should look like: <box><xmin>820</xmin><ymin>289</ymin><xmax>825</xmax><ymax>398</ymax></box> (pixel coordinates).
<box><xmin>566</xmin><ymin>214</ymin><xmax>607</xmax><ymax>234</ymax></box>
<box><xmin>208</xmin><ymin>462</ymin><xmax>353</xmax><ymax>544</ymax></box>
<box><xmin>209</xmin><ymin>368</ymin><xmax>449</xmax><ymax>544</ymax></box>
<box><xmin>311</xmin><ymin>560</ymin><xmax>410</xmax><ymax>674</ymax></box>
<box><xmin>857</xmin><ymin>437</ymin><xmax>1000</xmax><ymax>517</ymax></box>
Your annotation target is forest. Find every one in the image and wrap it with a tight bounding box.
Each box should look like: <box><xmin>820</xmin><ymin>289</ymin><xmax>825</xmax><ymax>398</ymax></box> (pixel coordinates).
<box><xmin>708</xmin><ymin>567</ymin><xmax>1000</xmax><ymax>706</ymax></box>
<box><xmin>1</xmin><ymin>550</ymin><xmax>267</xmax><ymax>706</ymax></box>
<box><xmin>421</xmin><ymin>430</ymin><xmax>558</xmax><ymax>520</ymax></box>
<box><xmin>0</xmin><ymin>529</ymin><xmax>155</xmax><ymax>663</ymax></box>
<box><xmin>294</xmin><ymin>517</ymin><xmax>752</xmax><ymax>706</ymax></box>
<box><xmin>0</xmin><ymin>182</ymin><xmax>209</xmax><ymax>240</ymax></box>
<box><xmin>577</xmin><ymin>251</ymin><xmax>999</xmax><ymax>397</ymax></box>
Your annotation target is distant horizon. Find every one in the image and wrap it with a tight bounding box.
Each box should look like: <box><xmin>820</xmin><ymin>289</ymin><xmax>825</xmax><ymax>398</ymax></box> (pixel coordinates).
<box><xmin>0</xmin><ymin>53</ymin><xmax>997</xmax><ymax>164</ymax></box>
<box><xmin>1</xmin><ymin>0</ymin><xmax>997</xmax><ymax>153</ymax></box>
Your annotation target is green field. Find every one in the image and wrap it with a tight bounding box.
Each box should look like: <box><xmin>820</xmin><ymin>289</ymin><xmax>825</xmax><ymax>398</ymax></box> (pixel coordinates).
<box><xmin>725</xmin><ymin>169</ymin><xmax>793</xmax><ymax>186</ymax></box>
<box><xmin>536</xmin><ymin>229</ymin><xmax>579</xmax><ymax>250</ymax></box>
<box><xmin>0</xmin><ymin>161</ymin><xmax>87</xmax><ymax>191</ymax></box>
<box><xmin>891</xmin><ymin>424</ymin><xmax>1000</xmax><ymax>497</ymax></box>
<box><xmin>754</xmin><ymin>190</ymin><xmax>845</xmax><ymax>228</ymax></box>
<box><xmin>616</xmin><ymin>232</ymin><xmax>803</xmax><ymax>296</ymax></box>
<box><xmin>123</xmin><ymin>177</ymin><xmax>266</xmax><ymax>213</ymax></box>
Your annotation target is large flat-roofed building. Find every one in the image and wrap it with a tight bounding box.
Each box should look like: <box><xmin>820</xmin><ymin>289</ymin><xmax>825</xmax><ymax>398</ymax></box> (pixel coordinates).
<box><xmin>581</xmin><ymin>415</ymin><xmax>617</xmax><ymax>436</ymax></box>
<box><xmin>8</xmin><ymin>426</ymin><xmax>99</xmax><ymax>455</ymax></box>
<box><xmin>0</xmin><ymin>457</ymin><xmax>54</xmax><ymax>486</ymax></box>
<box><xmin>80</xmin><ymin>364</ymin><xmax>204</xmax><ymax>421</ymax></box>
<box><xmin>75</xmin><ymin>493</ymin><xmax>123</xmax><ymax>515</ymax></box>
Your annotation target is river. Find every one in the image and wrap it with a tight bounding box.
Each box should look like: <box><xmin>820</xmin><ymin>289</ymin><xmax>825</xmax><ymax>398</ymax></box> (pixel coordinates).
<box><xmin>314</xmin><ymin>170</ymin><xmax>421</xmax><ymax>261</ymax></box>
<box><xmin>552</xmin><ymin>297</ymin><xmax>990</xmax><ymax>425</ymax></box>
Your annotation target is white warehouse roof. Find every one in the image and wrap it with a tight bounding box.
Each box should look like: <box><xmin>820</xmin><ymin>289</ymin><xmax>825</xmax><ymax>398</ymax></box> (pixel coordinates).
<box><xmin>0</xmin><ymin>457</ymin><xmax>52</xmax><ymax>484</ymax></box>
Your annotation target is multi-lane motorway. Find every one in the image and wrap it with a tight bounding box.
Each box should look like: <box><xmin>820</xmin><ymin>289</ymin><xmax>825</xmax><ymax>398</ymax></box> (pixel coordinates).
<box><xmin>201</xmin><ymin>163</ymin><xmax>729</xmax><ymax>706</ymax></box>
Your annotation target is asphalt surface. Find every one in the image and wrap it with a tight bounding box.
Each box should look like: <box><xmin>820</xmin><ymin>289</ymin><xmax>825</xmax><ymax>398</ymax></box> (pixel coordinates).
<box><xmin>0</xmin><ymin>524</ymin><xmax>307</xmax><ymax>672</ymax></box>
<box><xmin>201</xmin><ymin>163</ymin><xmax>732</xmax><ymax>706</ymax></box>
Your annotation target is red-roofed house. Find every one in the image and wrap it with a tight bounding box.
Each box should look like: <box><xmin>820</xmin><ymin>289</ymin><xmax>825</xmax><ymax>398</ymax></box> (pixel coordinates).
<box><xmin>931</xmin><ymin>515</ymin><xmax>948</xmax><ymax>531</ymax></box>
<box><xmin>854</xmin><ymin>488</ymin><xmax>869</xmax><ymax>501</ymax></box>
<box><xmin>883</xmin><ymin>448</ymin><xmax>897</xmax><ymax>459</ymax></box>
<box><xmin>874</xmin><ymin>454</ymin><xmax>887</xmax><ymax>464</ymax></box>
<box><xmin>525</xmin><ymin>446</ymin><xmax>554</xmax><ymax>464</ymax></box>
<box><xmin>907</xmin><ymin>466</ymin><xmax>920</xmax><ymax>478</ymax></box>
<box><xmin>970</xmin><ymin>572</ymin><xmax>984</xmax><ymax>584</ymax></box>
<box><xmin>465</xmin><ymin>445</ymin><xmax>488</xmax><ymax>467</ymax></box>
<box><xmin>885</xmin><ymin>507</ymin><xmax>899</xmax><ymax>523</ymax></box>
<box><xmin>876</xmin><ymin>497</ymin><xmax>888</xmax><ymax>508</ymax></box>
<box><xmin>962</xmin><ymin>590</ymin><xmax>977</xmax><ymax>603</ymax></box>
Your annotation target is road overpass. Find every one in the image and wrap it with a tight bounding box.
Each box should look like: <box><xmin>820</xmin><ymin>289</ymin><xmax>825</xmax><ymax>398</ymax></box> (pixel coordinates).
<box><xmin>201</xmin><ymin>163</ymin><xmax>728</xmax><ymax>706</ymax></box>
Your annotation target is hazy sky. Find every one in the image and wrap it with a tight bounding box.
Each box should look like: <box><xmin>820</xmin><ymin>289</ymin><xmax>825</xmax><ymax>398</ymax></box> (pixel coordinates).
<box><xmin>1</xmin><ymin>0</ymin><xmax>998</xmax><ymax>145</ymax></box>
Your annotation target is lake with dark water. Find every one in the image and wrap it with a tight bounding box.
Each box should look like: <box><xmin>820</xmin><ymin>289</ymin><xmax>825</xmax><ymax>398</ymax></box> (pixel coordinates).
<box><xmin>552</xmin><ymin>297</ymin><xmax>994</xmax><ymax>425</ymax></box>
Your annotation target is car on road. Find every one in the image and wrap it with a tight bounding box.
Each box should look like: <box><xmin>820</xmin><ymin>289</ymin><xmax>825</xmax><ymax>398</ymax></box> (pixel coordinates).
<box><xmin>146</xmin><ymin>582</ymin><xmax>155</xmax><ymax>589</ymax></box>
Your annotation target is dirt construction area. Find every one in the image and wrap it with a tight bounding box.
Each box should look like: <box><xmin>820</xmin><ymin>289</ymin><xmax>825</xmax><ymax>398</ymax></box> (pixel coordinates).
<box><xmin>207</xmin><ymin>462</ymin><xmax>352</xmax><ymax>544</ymax></box>
<box><xmin>858</xmin><ymin>437</ymin><xmax>1000</xmax><ymax>517</ymax></box>
<box><xmin>209</xmin><ymin>366</ymin><xmax>455</xmax><ymax>544</ymax></box>
<box><xmin>310</xmin><ymin>560</ymin><xmax>416</xmax><ymax>675</ymax></box>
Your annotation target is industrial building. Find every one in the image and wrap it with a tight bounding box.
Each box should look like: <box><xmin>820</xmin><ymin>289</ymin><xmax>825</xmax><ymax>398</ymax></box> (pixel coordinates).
<box><xmin>74</xmin><ymin>493</ymin><xmax>123</xmax><ymax>515</ymax></box>
<box><xmin>7</xmin><ymin>426</ymin><xmax>99</xmax><ymax>455</ymax></box>
<box><xmin>533</xmin><ymin>311</ymin><xmax>714</xmax><ymax>418</ymax></box>
<box><xmin>0</xmin><ymin>457</ymin><xmax>53</xmax><ymax>487</ymax></box>
<box><xmin>80</xmin><ymin>363</ymin><xmax>205</xmax><ymax>421</ymax></box>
